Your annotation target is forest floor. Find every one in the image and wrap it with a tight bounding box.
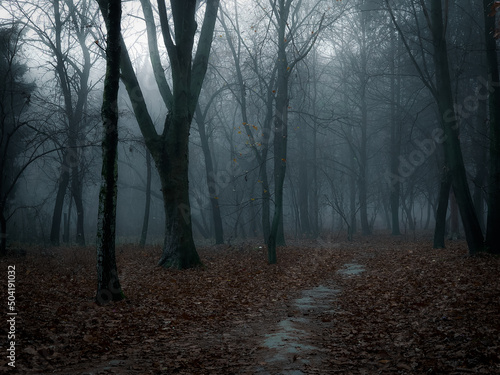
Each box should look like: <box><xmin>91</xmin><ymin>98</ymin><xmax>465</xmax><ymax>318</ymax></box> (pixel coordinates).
<box><xmin>1</xmin><ymin>234</ymin><xmax>500</xmax><ymax>374</ymax></box>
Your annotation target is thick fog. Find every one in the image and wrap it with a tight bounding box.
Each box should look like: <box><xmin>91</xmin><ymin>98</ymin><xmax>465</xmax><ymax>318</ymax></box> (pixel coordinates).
<box><xmin>0</xmin><ymin>0</ymin><xmax>496</xmax><ymax>250</ymax></box>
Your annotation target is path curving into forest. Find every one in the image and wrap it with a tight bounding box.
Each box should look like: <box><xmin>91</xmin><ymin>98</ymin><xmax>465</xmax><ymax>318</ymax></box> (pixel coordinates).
<box><xmin>253</xmin><ymin>262</ymin><xmax>365</xmax><ymax>375</ymax></box>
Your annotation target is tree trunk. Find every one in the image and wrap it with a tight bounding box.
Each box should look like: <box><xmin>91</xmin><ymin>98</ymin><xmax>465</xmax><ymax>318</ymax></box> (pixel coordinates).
<box><xmin>260</xmin><ymin>160</ymin><xmax>271</xmax><ymax>243</ymax></box>
<box><xmin>140</xmin><ymin>149</ymin><xmax>152</xmax><ymax>247</ymax></box>
<box><xmin>0</xmin><ymin>209</ymin><xmax>6</xmax><ymax>255</ymax></box>
<box><xmin>268</xmin><ymin>0</ymin><xmax>291</xmax><ymax>263</ymax></box>
<box><xmin>349</xmin><ymin>151</ymin><xmax>357</xmax><ymax>236</ymax></box>
<box><xmin>50</xmin><ymin>166</ymin><xmax>70</xmax><ymax>245</ymax></box>
<box><xmin>433</xmin><ymin>168</ymin><xmax>451</xmax><ymax>248</ymax></box>
<box><xmin>449</xmin><ymin>188</ymin><xmax>459</xmax><ymax>239</ymax></box>
<box><xmin>473</xmin><ymin>92</ymin><xmax>488</xmax><ymax>233</ymax></box>
<box><xmin>430</xmin><ymin>0</ymin><xmax>484</xmax><ymax>254</ymax></box>
<box><xmin>196</xmin><ymin>111</ymin><xmax>224</xmax><ymax>244</ymax></box>
<box><xmin>71</xmin><ymin>169</ymin><xmax>85</xmax><ymax>245</ymax></box>
<box><xmin>154</xmin><ymin>117</ymin><xmax>201</xmax><ymax>268</ymax></box>
<box><xmin>298</xmin><ymin>157</ymin><xmax>311</xmax><ymax>237</ymax></box>
<box><xmin>63</xmin><ymin>196</ymin><xmax>73</xmax><ymax>243</ymax></box>
<box><xmin>359</xmin><ymin>92</ymin><xmax>370</xmax><ymax>235</ymax></box>
<box><xmin>96</xmin><ymin>0</ymin><xmax>124</xmax><ymax>305</ymax></box>
<box><xmin>483</xmin><ymin>0</ymin><xmax>500</xmax><ymax>254</ymax></box>
<box><xmin>389</xmin><ymin>28</ymin><xmax>401</xmax><ymax>235</ymax></box>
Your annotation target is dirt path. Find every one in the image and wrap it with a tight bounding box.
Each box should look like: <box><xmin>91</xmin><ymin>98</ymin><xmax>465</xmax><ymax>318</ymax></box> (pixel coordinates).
<box><xmin>250</xmin><ymin>262</ymin><xmax>365</xmax><ymax>374</ymax></box>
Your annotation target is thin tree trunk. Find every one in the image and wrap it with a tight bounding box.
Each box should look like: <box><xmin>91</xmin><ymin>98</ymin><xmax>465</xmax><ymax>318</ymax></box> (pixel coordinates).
<box><xmin>63</xmin><ymin>196</ymin><xmax>72</xmax><ymax>243</ymax></box>
<box><xmin>268</xmin><ymin>0</ymin><xmax>291</xmax><ymax>263</ymax></box>
<box><xmin>473</xmin><ymin>93</ymin><xmax>488</xmax><ymax>233</ymax></box>
<box><xmin>140</xmin><ymin>149</ymin><xmax>152</xmax><ymax>247</ymax></box>
<box><xmin>359</xmin><ymin>93</ymin><xmax>370</xmax><ymax>235</ymax></box>
<box><xmin>196</xmin><ymin>111</ymin><xmax>224</xmax><ymax>244</ymax></box>
<box><xmin>390</xmin><ymin>27</ymin><xmax>401</xmax><ymax>235</ymax></box>
<box><xmin>434</xmin><ymin>168</ymin><xmax>451</xmax><ymax>248</ymax></box>
<box><xmin>298</xmin><ymin>157</ymin><xmax>311</xmax><ymax>237</ymax></box>
<box><xmin>50</xmin><ymin>167</ymin><xmax>70</xmax><ymax>245</ymax></box>
<box><xmin>96</xmin><ymin>0</ymin><xmax>124</xmax><ymax>305</ymax></box>
<box><xmin>71</xmin><ymin>169</ymin><xmax>85</xmax><ymax>245</ymax></box>
<box><xmin>449</xmin><ymin>188</ymin><xmax>459</xmax><ymax>239</ymax></box>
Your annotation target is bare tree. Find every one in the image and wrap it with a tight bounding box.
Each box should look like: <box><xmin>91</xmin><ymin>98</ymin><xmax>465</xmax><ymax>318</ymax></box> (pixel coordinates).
<box><xmin>12</xmin><ymin>0</ymin><xmax>100</xmax><ymax>246</ymax></box>
<box><xmin>0</xmin><ymin>25</ymin><xmax>38</xmax><ymax>254</ymax></box>
<box><xmin>95</xmin><ymin>0</ymin><xmax>124</xmax><ymax>304</ymax></box>
<box><xmin>119</xmin><ymin>0</ymin><xmax>220</xmax><ymax>268</ymax></box>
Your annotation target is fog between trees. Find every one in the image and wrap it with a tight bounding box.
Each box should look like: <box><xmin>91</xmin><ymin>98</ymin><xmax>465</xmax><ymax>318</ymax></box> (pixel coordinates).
<box><xmin>1</xmin><ymin>0</ymin><xmax>499</xmax><ymax>261</ymax></box>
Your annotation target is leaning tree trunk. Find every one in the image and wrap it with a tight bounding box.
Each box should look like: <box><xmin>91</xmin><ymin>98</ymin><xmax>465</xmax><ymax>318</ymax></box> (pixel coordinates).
<box><xmin>430</xmin><ymin>0</ymin><xmax>484</xmax><ymax>255</ymax></box>
<box><xmin>96</xmin><ymin>0</ymin><xmax>124</xmax><ymax>305</ymax></box>
<box><xmin>483</xmin><ymin>0</ymin><xmax>500</xmax><ymax>254</ymax></box>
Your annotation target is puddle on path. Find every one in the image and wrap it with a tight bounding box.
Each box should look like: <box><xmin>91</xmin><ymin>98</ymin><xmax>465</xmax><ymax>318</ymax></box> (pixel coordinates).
<box><xmin>337</xmin><ymin>262</ymin><xmax>365</xmax><ymax>276</ymax></box>
<box><xmin>255</xmin><ymin>262</ymin><xmax>365</xmax><ymax>374</ymax></box>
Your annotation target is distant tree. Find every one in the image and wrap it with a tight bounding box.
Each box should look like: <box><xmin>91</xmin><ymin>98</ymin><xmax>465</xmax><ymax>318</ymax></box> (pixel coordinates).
<box><xmin>0</xmin><ymin>25</ymin><xmax>38</xmax><ymax>255</ymax></box>
<box><xmin>266</xmin><ymin>0</ymin><xmax>326</xmax><ymax>263</ymax></box>
<box><xmin>95</xmin><ymin>0</ymin><xmax>124</xmax><ymax>304</ymax></box>
<box><xmin>13</xmin><ymin>0</ymin><xmax>100</xmax><ymax>246</ymax></box>
<box><xmin>219</xmin><ymin>2</ymin><xmax>275</xmax><ymax>244</ymax></box>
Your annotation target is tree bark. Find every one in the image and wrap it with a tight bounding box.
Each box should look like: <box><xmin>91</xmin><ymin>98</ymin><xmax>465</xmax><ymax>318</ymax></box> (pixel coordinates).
<box><xmin>0</xmin><ymin>209</ymin><xmax>6</xmax><ymax>255</ymax></box>
<box><xmin>96</xmin><ymin>0</ymin><xmax>124</xmax><ymax>305</ymax></box>
<box><xmin>483</xmin><ymin>0</ymin><xmax>500</xmax><ymax>254</ymax></box>
<box><xmin>154</xmin><ymin>128</ymin><xmax>201</xmax><ymax>268</ymax></box>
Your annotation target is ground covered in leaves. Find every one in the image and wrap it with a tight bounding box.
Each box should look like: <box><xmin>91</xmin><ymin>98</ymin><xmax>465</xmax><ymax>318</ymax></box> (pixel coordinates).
<box><xmin>1</xmin><ymin>235</ymin><xmax>499</xmax><ymax>374</ymax></box>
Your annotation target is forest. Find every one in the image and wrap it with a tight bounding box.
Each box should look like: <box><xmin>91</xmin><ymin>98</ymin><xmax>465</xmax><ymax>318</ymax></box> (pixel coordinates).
<box><xmin>0</xmin><ymin>0</ymin><xmax>500</xmax><ymax>373</ymax></box>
